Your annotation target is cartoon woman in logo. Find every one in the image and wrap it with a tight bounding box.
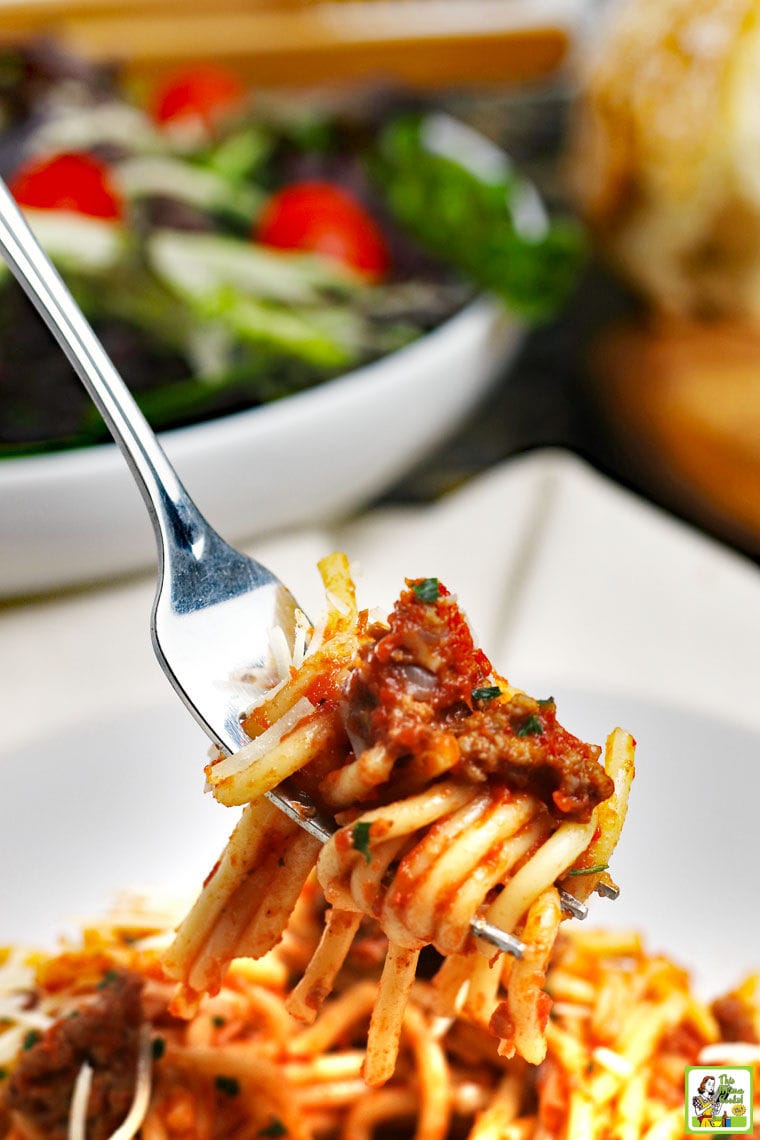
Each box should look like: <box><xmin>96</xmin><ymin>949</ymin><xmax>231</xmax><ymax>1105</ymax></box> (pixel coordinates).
<box><xmin>693</xmin><ymin>1076</ymin><xmax>722</xmax><ymax>1127</ymax></box>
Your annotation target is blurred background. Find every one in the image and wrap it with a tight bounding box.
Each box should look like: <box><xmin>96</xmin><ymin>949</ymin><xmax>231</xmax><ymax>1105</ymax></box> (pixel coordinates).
<box><xmin>2</xmin><ymin>0</ymin><xmax>760</xmax><ymax>587</ymax></box>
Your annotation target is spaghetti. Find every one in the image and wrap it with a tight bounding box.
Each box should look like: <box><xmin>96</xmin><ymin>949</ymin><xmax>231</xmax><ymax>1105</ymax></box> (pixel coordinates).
<box><xmin>1</xmin><ymin>903</ymin><xmax>758</xmax><ymax>1139</ymax></box>
<box><xmin>162</xmin><ymin>553</ymin><xmax>634</xmax><ymax>1082</ymax></box>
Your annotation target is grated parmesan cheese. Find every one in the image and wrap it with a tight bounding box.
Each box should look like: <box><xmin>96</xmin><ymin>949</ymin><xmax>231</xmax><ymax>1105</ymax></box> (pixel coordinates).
<box><xmin>292</xmin><ymin>609</ymin><xmax>311</xmax><ymax>669</ymax></box>
<box><xmin>67</xmin><ymin>1024</ymin><xmax>153</xmax><ymax>1140</ymax></box>
<box><xmin>303</xmin><ymin>612</ymin><xmax>328</xmax><ymax>660</ymax></box>
<box><xmin>207</xmin><ymin>696</ymin><xmax>315</xmax><ymax>782</ymax></box>
<box><xmin>67</xmin><ymin>1062</ymin><xmax>94</xmax><ymax>1140</ymax></box>
<box><xmin>0</xmin><ymin>949</ymin><xmax>54</xmax><ymax>1065</ymax></box>
<box><xmin>592</xmin><ymin>1045</ymin><xmax>635</xmax><ymax>1077</ymax></box>
<box><xmin>105</xmin><ymin>1024</ymin><xmax>154</xmax><ymax>1140</ymax></box>
<box><xmin>550</xmin><ymin>1002</ymin><xmax>593</xmax><ymax>1020</ymax></box>
<box><xmin>699</xmin><ymin>1042</ymin><xmax>760</xmax><ymax>1064</ymax></box>
<box><xmin>268</xmin><ymin>624</ymin><xmax>294</xmax><ymax>680</ymax></box>
<box><xmin>325</xmin><ymin>589</ymin><xmax>351</xmax><ymax>617</ymax></box>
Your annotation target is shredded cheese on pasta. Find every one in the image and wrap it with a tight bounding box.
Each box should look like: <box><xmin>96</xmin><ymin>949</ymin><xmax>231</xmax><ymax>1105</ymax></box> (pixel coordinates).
<box><xmin>104</xmin><ymin>1025</ymin><xmax>154</xmax><ymax>1140</ymax></box>
<box><xmin>1</xmin><ymin>908</ymin><xmax>757</xmax><ymax>1140</ymax></box>
<box><xmin>66</xmin><ymin>1025</ymin><xmax>152</xmax><ymax>1140</ymax></box>
<box><xmin>208</xmin><ymin>695</ymin><xmax>315</xmax><ymax>781</ymax></box>
<box><xmin>0</xmin><ymin>950</ymin><xmax>54</xmax><ymax>1066</ymax></box>
<box><xmin>66</xmin><ymin>1062</ymin><xmax>93</xmax><ymax>1140</ymax></box>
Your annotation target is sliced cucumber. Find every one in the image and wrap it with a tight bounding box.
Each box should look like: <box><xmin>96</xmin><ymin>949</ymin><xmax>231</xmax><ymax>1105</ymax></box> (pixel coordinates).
<box><xmin>29</xmin><ymin>100</ymin><xmax>163</xmax><ymax>157</ymax></box>
<box><xmin>213</xmin><ymin>293</ymin><xmax>362</xmax><ymax>367</ymax></box>
<box><xmin>148</xmin><ymin>228</ymin><xmax>361</xmax><ymax>307</ymax></box>
<box><xmin>19</xmin><ymin>209</ymin><xmax>126</xmax><ymax>275</ymax></box>
<box><xmin>113</xmin><ymin>155</ymin><xmax>262</xmax><ymax>224</ymax></box>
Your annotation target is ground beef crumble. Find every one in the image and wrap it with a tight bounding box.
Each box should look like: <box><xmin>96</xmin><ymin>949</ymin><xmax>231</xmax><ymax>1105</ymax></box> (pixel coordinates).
<box><xmin>452</xmin><ymin>692</ymin><xmax>612</xmax><ymax>821</ymax></box>
<box><xmin>4</xmin><ymin>969</ymin><xmax>144</xmax><ymax>1140</ymax></box>
<box><xmin>712</xmin><ymin>993</ymin><xmax>759</xmax><ymax>1044</ymax></box>
<box><xmin>343</xmin><ymin>579</ymin><xmax>613</xmax><ymax>821</ymax></box>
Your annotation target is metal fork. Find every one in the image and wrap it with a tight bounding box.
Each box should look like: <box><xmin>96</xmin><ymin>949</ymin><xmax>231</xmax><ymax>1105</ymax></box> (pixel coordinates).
<box><xmin>0</xmin><ymin>177</ymin><xmax>596</xmax><ymax>958</ymax></box>
<box><xmin>0</xmin><ymin>178</ymin><xmax>330</xmax><ymax>837</ymax></box>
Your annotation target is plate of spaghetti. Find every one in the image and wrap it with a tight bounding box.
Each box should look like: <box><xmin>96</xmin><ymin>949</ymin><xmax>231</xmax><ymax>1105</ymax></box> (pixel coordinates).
<box><xmin>1</xmin><ymin>554</ymin><xmax>759</xmax><ymax>1139</ymax></box>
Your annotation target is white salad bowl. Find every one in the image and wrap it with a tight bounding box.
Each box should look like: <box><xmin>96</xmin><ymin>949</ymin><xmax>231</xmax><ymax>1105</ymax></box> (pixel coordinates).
<box><xmin>0</xmin><ymin>294</ymin><xmax>521</xmax><ymax>596</ymax></box>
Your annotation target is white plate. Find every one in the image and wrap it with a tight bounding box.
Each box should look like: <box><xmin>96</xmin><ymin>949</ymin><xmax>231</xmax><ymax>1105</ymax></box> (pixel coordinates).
<box><xmin>1</xmin><ymin>687</ymin><xmax>756</xmax><ymax>1000</ymax></box>
<box><xmin>557</xmin><ymin>689</ymin><xmax>759</xmax><ymax>999</ymax></box>
<box><xmin>0</xmin><ymin>296</ymin><xmax>519</xmax><ymax>600</ymax></box>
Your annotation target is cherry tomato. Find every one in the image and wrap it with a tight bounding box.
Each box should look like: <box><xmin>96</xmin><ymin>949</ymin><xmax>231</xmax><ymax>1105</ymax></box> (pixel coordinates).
<box><xmin>10</xmin><ymin>152</ymin><xmax>123</xmax><ymax>220</ymax></box>
<box><xmin>256</xmin><ymin>181</ymin><xmax>391</xmax><ymax>280</ymax></box>
<box><xmin>151</xmin><ymin>64</ymin><xmax>245</xmax><ymax>130</ymax></box>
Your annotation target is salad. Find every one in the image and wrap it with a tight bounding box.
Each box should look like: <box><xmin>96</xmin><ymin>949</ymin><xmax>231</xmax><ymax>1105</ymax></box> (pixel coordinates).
<box><xmin>0</xmin><ymin>42</ymin><xmax>583</xmax><ymax>456</ymax></box>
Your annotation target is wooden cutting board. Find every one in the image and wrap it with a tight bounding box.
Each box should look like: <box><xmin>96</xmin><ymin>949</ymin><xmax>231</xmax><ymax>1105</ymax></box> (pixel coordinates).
<box><xmin>0</xmin><ymin>0</ymin><xmax>575</xmax><ymax>87</ymax></box>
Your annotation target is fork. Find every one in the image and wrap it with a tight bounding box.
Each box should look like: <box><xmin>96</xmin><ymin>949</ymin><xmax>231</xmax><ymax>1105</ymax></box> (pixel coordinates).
<box><xmin>0</xmin><ymin>177</ymin><xmax>595</xmax><ymax>957</ymax></box>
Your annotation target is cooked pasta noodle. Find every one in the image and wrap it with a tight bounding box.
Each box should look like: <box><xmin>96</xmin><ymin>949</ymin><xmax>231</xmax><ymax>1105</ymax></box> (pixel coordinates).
<box><xmin>0</xmin><ymin>554</ymin><xmax>652</xmax><ymax>1136</ymax></box>
<box><xmin>1</xmin><ymin>905</ymin><xmax>758</xmax><ymax>1140</ymax></box>
<box><xmin>161</xmin><ymin>553</ymin><xmax>634</xmax><ymax>1081</ymax></box>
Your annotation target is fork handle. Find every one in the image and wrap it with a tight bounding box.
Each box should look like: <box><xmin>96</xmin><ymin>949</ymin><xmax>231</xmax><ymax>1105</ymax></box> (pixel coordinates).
<box><xmin>0</xmin><ymin>177</ymin><xmax>206</xmax><ymax>564</ymax></box>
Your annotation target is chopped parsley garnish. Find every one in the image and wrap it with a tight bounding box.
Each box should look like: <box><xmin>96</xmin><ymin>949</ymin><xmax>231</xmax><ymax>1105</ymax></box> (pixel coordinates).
<box><xmin>566</xmin><ymin>863</ymin><xmax>610</xmax><ymax>877</ymax></box>
<box><xmin>259</xmin><ymin>1120</ymin><xmax>288</xmax><ymax>1138</ymax></box>
<box><xmin>22</xmin><ymin>1029</ymin><xmax>41</xmax><ymax>1051</ymax></box>
<box><xmin>212</xmin><ymin>1015</ymin><xmax>226</xmax><ymax>1027</ymax></box>
<box><xmin>471</xmin><ymin>685</ymin><xmax>501</xmax><ymax>701</ymax></box>
<box><xmin>258</xmin><ymin>1117</ymin><xmax>288</xmax><ymax>1135</ymax></box>
<box><xmin>152</xmin><ymin>1036</ymin><xmax>166</xmax><ymax>1060</ymax></box>
<box><xmin>97</xmin><ymin>969</ymin><xmax>119</xmax><ymax>990</ymax></box>
<box><xmin>537</xmin><ymin>696</ymin><xmax>555</xmax><ymax>707</ymax></box>
<box><xmin>412</xmin><ymin>578</ymin><xmax>440</xmax><ymax>603</ymax></box>
<box><xmin>352</xmin><ymin>821</ymin><xmax>372</xmax><ymax>864</ymax></box>
<box><xmin>515</xmin><ymin>714</ymin><xmax>543</xmax><ymax>737</ymax></box>
<box><xmin>215</xmin><ymin>1075</ymin><xmax>240</xmax><ymax>1097</ymax></box>
<box><xmin>0</xmin><ymin>1067</ymin><xmax>8</xmax><ymax>1080</ymax></box>
<box><xmin>278</xmin><ymin>856</ymin><xmax>286</xmax><ymax>867</ymax></box>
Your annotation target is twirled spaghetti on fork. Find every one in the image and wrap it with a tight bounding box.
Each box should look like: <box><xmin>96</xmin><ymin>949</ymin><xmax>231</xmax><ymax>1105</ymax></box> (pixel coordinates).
<box><xmin>162</xmin><ymin>553</ymin><xmax>634</xmax><ymax>1083</ymax></box>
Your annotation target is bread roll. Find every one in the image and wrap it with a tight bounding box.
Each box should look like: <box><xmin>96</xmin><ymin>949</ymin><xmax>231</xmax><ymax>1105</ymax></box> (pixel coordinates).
<box><xmin>592</xmin><ymin>317</ymin><xmax>760</xmax><ymax>548</ymax></box>
<box><xmin>571</xmin><ymin>0</ymin><xmax>760</xmax><ymax>318</ymax></box>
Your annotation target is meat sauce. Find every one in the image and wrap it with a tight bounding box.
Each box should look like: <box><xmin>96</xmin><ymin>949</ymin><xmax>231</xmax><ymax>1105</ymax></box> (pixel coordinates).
<box><xmin>4</xmin><ymin>970</ymin><xmax>143</xmax><ymax>1140</ymax></box>
<box><xmin>712</xmin><ymin>993</ymin><xmax>760</xmax><ymax>1044</ymax></box>
<box><xmin>342</xmin><ymin>580</ymin><xmax>613</xmax><ymax>822</ymax></box>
